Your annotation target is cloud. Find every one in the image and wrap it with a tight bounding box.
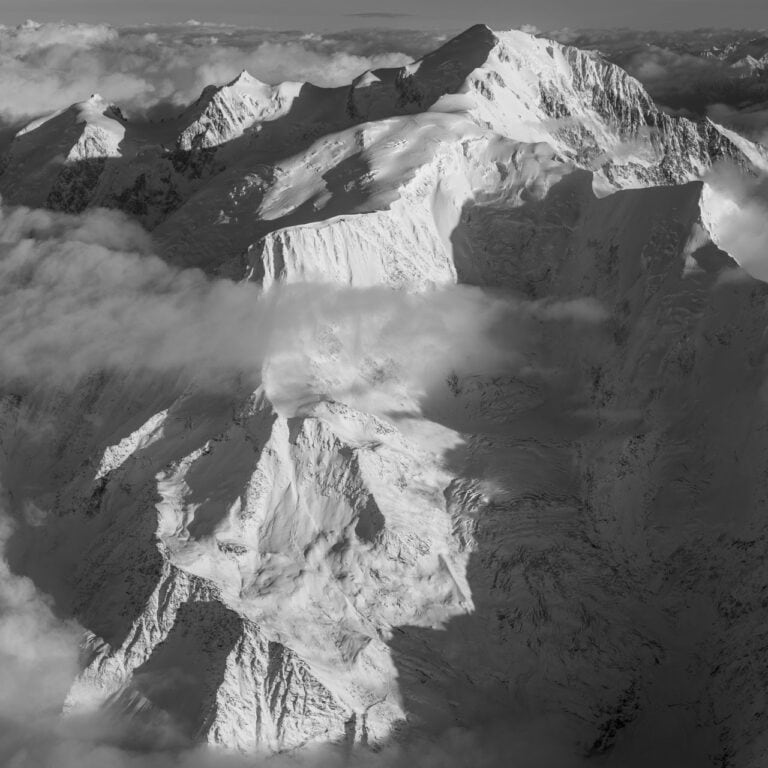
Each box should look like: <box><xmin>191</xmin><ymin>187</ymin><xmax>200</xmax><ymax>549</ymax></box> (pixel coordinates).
<box><xmin>0</xmin><ymin>21</ymin><xmax>441</xmax><ymax>127</ymax></box>
<box><xmin>0</xmin><ymin>487</ymin><xmax>83</xmax><ymax>767</ymax></box>
<box><xmin>0</xmin><ymin>204</ymin><xmax>607</xmax><ymax>402</ymax></box>
<box><xmin>0</xmin><ymin>513</ymin><xmax>81</xmax><ymax>727</ymax></box>
<box><xmin>0</xmin><ymin>205</ymin><xmax>495</xmax><ymax>394</ymax></box>
<box><xmin>702</xmin><ymin>163</ymin><xmax>768</xmax><ymax>280</ymax></box>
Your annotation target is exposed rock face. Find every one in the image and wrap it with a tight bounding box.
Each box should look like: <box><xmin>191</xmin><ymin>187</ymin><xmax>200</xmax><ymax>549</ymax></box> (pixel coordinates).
<box><xmin>2</xmin><ymin>23</ymin><xmax>768</xmax><ymax>768</ymax></box>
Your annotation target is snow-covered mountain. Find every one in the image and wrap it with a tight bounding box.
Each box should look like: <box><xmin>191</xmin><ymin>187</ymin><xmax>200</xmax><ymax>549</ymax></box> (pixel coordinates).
<box><xmin>177</xmin><ymin>71</ymin><xmax>304</xmax><ymax>152</ymax></box>
<box><xmin>1</xmin><ymin>25</ymin><xmax>764</xmax><ymax>246</ymax></box>
<box><xmin>2</xmin><ymin>23</ymin><xmax>768</xmax><ymax>768</ymax></box>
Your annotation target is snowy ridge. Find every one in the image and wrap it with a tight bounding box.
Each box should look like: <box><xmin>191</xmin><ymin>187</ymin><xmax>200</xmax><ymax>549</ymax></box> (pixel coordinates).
<box><xmin>13</xmin><ymin>94</ymin><xmax>126</xmax><ymax>162</ymax></box>
<box><xmin>177</xmin><ymin>71</ymin><xmax>303</xmax><ymax>151</ymax></box>
<box><xmin>375</xmin><ymin>25</ymin><xmax>753</xmax><ymax>186</ymax></box>
<box><xmin>70</xmin><ymin>561</ymin><xmax>351</xmax><ymax>752</ymax></box>
<box><xmin>246</xmin><ymin>117</ymin><xmax>569</xmax><ymax>287</ymax></box>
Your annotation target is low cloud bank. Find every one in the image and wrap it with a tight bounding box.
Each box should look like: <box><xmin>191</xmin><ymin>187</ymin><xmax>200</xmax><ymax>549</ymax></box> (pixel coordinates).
<box><xmin>0</xmin><ymin>204</ymin><xmax>606</xmax><ymax>400</ymax></box>
<box><xmin>0</xmin><ymin>21</ymin><xmax>444</xmax><ymax>127</ymax></box>
<box><xmin>0</xmin><ymin>489</ymin><xmax>82</xmax><ymax>767</ymax></box>
<box><xmin>703</xmin><ymin>163</ymin><xmax>768</xmax><ymax>280</ymax></box>
<box><xmin>0</xmin><ymin>519</ymin><xmax>80</xmax><ymax>724</ymax></box>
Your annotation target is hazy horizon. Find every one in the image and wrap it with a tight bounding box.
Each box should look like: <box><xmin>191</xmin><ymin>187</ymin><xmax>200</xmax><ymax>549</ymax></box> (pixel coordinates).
<box><xmin>1</xmin><ymin>0</ymin><xmax>767</xmax><ymax>32</ymax></box>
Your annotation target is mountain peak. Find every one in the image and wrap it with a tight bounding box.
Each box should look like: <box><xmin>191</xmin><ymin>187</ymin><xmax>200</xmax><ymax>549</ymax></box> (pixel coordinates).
<box><xmin>226</xmin><ymin>69</ymin><xmax>266</xmax><ymax>89</ymax></box>
<box><xmin>421</xmin><ymin>22</ymin><xmax>499</xmax><ymax>64</ymax></box>
<box><xmin>455</xmin><ymin>22</ymin><xmax>497</xmax><ymax>39</ymax></box>
<box><xmin>73</xmin><ymin>95</ymin><xmax>124</xmax><ymax>127</ymax></box>
<box><xmin>176</xmin><ymin>70</ymin><xmax>296</xmax><ymax>151</ymax></box>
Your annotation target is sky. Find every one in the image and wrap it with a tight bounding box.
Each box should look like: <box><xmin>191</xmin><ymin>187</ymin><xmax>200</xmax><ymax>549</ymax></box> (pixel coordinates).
<box><xmin>1</xmin><ymin>0</ymin><xmax>767</xmax><ymax>31</ymax></box>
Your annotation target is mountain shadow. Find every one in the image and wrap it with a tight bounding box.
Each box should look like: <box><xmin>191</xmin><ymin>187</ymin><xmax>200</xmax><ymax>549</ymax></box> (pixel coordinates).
<box><xmin>108</xmin><ymin>600</ymin><xmax>242</xmax><ymax>745</ymax></box>
<box><xmin>386</xmin><ymin>172</ymin><xmax>766</xmax><ymax>767</ymax></box>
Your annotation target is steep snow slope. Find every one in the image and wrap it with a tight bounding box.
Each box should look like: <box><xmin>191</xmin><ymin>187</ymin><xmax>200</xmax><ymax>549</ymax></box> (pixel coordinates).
<box><xmin>0</xmin><ymin>369</ymin><xmax>468</xmax><ymax>750</ymax></box>
<box><xmin>154</xmin><ymin>112</ymin><xmax>570</xmax><ymax>279</ymax></box>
